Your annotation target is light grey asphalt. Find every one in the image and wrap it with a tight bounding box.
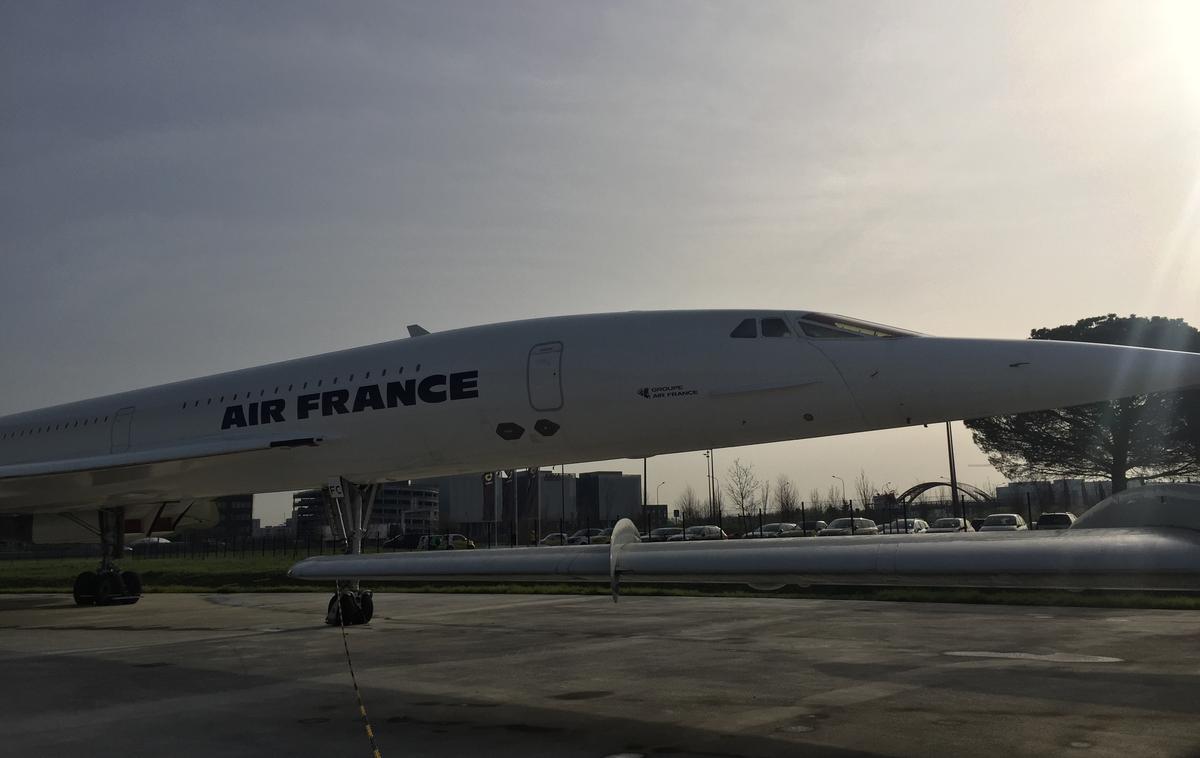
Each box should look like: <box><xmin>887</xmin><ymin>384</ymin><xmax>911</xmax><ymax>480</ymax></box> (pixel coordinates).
<box><xmin>1</xmin><ymin>592</ymin><xmax>1199</xmax><ymax>757</ymax></box>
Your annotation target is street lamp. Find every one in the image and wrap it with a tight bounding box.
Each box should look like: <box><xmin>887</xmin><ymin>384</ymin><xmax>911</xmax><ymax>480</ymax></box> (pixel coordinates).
<box><xmin>654</xmin><ymin>481</ymin><xmax>666</xmax><ymax>530</ymax></box>
<box><xmin>832</xmin><ymin>475</ymin><xmax>851</xmax><ymax>534</ymax></box>
<box><xmin>703</xmin><ymin>450</ymin><xmax>715</xmax><ymax>521</ymax></box>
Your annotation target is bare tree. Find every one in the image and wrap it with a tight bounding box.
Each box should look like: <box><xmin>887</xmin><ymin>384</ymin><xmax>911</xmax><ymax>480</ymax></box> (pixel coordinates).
<box><xmin>675</xmin><ymin>484</ymin><xmax>704</xmax><ymax>525</ymax></box>
<box><xmin>759</xmin><ymin>480</ymin><xmax>772</xmax><ymax>517</ymax></box>
<box><xmin>854</xmin><ymin>469</ymin><xmax>875</xmax><ymax>511</ymax></box>
<box><xmin>775</xmin><ymin>476</ymin><xmax>798</xmax><ymax>522</ymax></box>
<box><xmin>724</xmin><ymin>459</ymin><xmax>760</xmax><ymax>534</ymax></box>
<box><xmin>826</xmin><ymin>485</ymin><xmax>843</xmax><ymax>510</ymax></box>
<box><xmin>808</xmin><ymin>487</ymin><xmax>823</xmax><ymax>513</ymax></box>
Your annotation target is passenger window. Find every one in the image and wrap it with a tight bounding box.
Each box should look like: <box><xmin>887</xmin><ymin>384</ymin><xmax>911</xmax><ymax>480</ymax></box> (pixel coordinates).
<box><xmin>730</xmin><ymin>318</ymin><xmax>757</xmax><ymax>338</ymax></box>
<box><xmin>761</xmin><ymin>318</ymin><xmax>791</xmax><ymax>337</ymax></box>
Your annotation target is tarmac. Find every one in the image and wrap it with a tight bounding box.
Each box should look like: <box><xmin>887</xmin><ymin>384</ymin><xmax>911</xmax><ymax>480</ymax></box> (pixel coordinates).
<box><xmin>1</xmin><ymin>592</ymin><xmax>1198</xmax><ymax>758</ymax></box>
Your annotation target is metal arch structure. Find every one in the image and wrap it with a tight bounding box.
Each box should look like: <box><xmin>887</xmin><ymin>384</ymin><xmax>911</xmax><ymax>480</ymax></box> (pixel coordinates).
<box><xmin>894</xmin><ymin>481</ymin><xmax>994</xmax><ymax>505</ymax></box>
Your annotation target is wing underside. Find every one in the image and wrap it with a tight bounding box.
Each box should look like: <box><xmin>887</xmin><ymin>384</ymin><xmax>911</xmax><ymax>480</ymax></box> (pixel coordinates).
<box><xmin>0</xmin><ymin>434</ymin><xmax>323</xmax><ymax>514</ymax></box>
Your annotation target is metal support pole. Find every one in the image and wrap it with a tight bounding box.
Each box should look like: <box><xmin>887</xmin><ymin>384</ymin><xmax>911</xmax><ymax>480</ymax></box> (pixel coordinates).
<box><xmin>510</xmin><ymin>470</ymin><xmax>518</xmax><ymax>547</ymax></box>
<box><xmin>643</xmin><ymin>459</ymin><xmax>650</xmax><ymax>531</ymax></box>
<box><xmin>947</xmin><ymin>422</ymin><xmax>964</xmax><ymax>529</ymax></box>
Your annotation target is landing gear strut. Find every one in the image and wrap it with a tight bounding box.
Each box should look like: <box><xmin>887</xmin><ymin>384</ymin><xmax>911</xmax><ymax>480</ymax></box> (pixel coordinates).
<box><xmin>73</xmin><ymin>507</ymin><xmax>141</xmax><ymax>607</ymax></box>
<box><xmin>323</xmin><ymin>478</ymin><xmax>378</xmax><ymax>626</ymax></box>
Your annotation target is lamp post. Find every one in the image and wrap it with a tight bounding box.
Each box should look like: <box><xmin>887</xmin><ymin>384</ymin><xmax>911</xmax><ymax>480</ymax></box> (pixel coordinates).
<box><xmin>655</xmin><ymin>481</ymin><xmax>666</xmax><ymax>529</ymax></box>
<box><xmin>833</xmin><ymin>475</ymin><xmax>851</xmax><ymax>534</ymax></box>
<box><xmin>703</xmin><ymin>450</ymin><xmax>714</xmax><ymax>522</ymax></box>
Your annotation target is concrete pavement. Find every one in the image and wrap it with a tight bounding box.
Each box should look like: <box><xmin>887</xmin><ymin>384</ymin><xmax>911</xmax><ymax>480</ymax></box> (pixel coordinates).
<box><xmin>1</xmin><ymin>592</ymin><xmax>1198</xmax><ymax>757</ymax></box>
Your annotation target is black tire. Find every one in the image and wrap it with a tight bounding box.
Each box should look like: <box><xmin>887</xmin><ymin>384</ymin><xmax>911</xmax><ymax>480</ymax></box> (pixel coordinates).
<box><xmin>121</xmin><ymin>571</ymin><xmax>143</xmax><ymax>597</ymax></box>
<box><xmin>341</xmin><ymin>594</ymin><xmax>364</xmax><ymax>625</ymax></box>
<box><xmin>95</xmin><ymin>572</ymin><xmax>122</xmax><ymax>606</ymax></box>
<box><xmin>73</xmin><ymin>571</ymin><xmax>99</xmax><ymax>606</ymax></box>
<box><xmin>325</xmin><ymin>594</ymin><xmax>341</xmax><ymax>625</ymax></box>
<box><xmin>360</xmin><ymin>592</ymin><xmax>374</xmax><ymax>624</ymax></box>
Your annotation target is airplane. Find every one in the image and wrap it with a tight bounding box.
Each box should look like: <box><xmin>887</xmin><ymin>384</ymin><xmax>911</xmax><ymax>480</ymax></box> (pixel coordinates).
<box><xmin>2</xmin><ymin>309</ymin><xmax>1199</xmax><ymax>621</ymax></box>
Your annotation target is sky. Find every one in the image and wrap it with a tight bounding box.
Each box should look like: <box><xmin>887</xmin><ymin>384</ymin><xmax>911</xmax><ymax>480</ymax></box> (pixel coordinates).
<box><xmin>2</xmin><ymin>2</ymin><xmax>1198</xmax><ymax>524</ymax></box>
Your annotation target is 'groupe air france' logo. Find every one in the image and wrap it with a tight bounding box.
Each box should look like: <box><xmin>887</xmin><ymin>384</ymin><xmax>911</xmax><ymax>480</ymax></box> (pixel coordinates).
<box><xmin>637</xmin><ymin>384</ymin><xmax>698</xmax><ymax>400</ymax></box>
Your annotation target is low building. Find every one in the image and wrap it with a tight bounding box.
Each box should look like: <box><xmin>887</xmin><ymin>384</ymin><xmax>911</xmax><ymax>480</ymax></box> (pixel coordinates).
<box><xmin>292</xmin><ymin>482</ymin><xmax>440</xmax><ymax>541</ymax></box>
<box><xmin>577</xmin><ymin>471</ymin><xmax>643</xmax><ymax>525</ymax></box>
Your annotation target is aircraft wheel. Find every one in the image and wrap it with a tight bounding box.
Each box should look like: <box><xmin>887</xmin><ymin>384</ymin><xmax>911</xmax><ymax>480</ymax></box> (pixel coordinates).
<box><xmin>96</xmin><ymin>572</ymin><xmax>123</xmax><ymax>606</ymax></box>
<box><xmin>73</xmin><ymin>571</ymin><xmax>98</xmax><ymax>606</ymax></box>
<box><xmin>340</xmin><ymin>594</ymin><xmax>365</xmax><ymax>625</ymax></box>
<box><xmin>325</xmin><ymin>591</ymin><xmax>371</xmax><ymax>625</ymax></box>
<box><xmin>121</xmin><ymin>571</ymin><xmax>143</xmax><ymax>598</ymax></box>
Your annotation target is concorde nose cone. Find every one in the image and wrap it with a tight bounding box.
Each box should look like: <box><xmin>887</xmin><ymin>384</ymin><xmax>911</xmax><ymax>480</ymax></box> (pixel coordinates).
<box><xmin>814</xmin><ymin>336</ymin><xmax>1200</xmax><ymax>428</ymax></box>
<box><xmin>1014</xmin><ymin>338</ymin><xmax>1200</xmax><ymax>404</ymax></box>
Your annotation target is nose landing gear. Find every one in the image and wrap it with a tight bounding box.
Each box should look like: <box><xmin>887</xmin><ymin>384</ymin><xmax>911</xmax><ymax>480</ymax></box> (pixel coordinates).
<box><xmin>322</xmin><ymin>478</ymin><xmax>379</xmax><ymax>626</ymax></box>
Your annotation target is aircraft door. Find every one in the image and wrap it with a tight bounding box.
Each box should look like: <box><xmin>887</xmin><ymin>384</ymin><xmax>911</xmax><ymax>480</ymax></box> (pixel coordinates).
<box><xmin>527</xmin><ymin>342</ymin><xmax>563</xmax><ymax>411</ymax></box>
<box><xmin>110</xmin><ymin>406</ymin><xmax>134</xmax><ymax>453</ymax></box>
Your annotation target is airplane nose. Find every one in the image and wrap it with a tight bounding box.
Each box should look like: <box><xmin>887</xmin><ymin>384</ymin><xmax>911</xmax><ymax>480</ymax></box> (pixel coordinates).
<box><xmin>815</xmin><ymin>337</ymin><xmax>1200</xmax><ymax>428</ymax></box>
<box><xmin>1016</xmin><ymin>338</ymin><xmax>1200</xmax><ymax>402</ymax></box>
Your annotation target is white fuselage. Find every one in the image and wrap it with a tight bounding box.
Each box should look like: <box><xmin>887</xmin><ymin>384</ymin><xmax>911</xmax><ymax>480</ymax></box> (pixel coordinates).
<box><xmin>2</xmin><ymin>309</ymin><xmax>1199</xmax><ymax>514</ymax></box>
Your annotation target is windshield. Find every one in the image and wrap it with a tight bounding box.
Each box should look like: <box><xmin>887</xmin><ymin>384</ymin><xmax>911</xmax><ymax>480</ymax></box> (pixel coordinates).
<box><xmin>796</xmin><ymin>312</ymin><xmax>919</xmax><ymax>339</ymax></box>
<box><xmin>984</xmin><ymin>515</ymin><xmax>1018</xmax><ymax>526</ymax></box>
<box><xmin>932</xmin><ymin>519</ymin><xmax>961</xmax><ymax>528</ymax></box>
<box><xmin>1038</xmin><ymin>514</ymin><xmax>1073</xmax><ymax>525</ymax></box>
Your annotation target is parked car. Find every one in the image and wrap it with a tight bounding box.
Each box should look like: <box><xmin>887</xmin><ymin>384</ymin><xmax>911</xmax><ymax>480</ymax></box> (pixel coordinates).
<box><xmin>741</xmin><ymin>522</ymin><xmax>798</xmax><ymax>538</ymax></box>
<box><xmin>979</xmin><ymin>513</ymin><xmax>1028</xmax><ymax>532</ymax></box>
<box><xmin>567</xmin><ymin>528</ymin><xmax>605</xmax><ymax>545</ymax></box>
<box><xmin>1035</xmin><ymin>512</ymin><xmax>1077</xmax><ymax>530</ymax></box>
<box><xmin>779</xmin><ymin>520</ymin><xmax>828</xmax><ymax>537</ymax></box>
<box><xmin>818</xmin><ymin>518</ymin><xmax>879</xmax><ymax>536</ymax></box>
<box><xmin>926</xmin><ymin>517</ymin><xmax>975</xmax><ymax>533</ymax></box>
<box><xmin>590</xmin><ymin>527</ymin><xmax>615</xmax><ymax>545</ymax></box>
<box><xmin>129</xmin><ymin>536</ymin><xmax>172</xmax><ymax>555</ymax></box>
<box><xmin>645</xmin><ymin>527</ymin><xmax>683</xmax><ymax>542</ymax></box>
<box><xmin>416</xmin><ymin>533</ymin><xmax>476</xmax><ymax>549</ymax></box>
<box><xmin>539</xmin><ymin>532</ymin><xmax>569</xmax><ymax>546</ymax></box>
<box><xmin>667</xmin><ymin>525</ymin><xmax>729</xmax><ymax>541</ymax></box>
<box><xmin>880</xmin><ymin>519</ymin><xmax>930</xmax><ymax>534</ymax></box>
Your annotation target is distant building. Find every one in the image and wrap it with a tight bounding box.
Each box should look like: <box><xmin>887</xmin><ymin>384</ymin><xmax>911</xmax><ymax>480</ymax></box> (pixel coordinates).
<box><xmin>187</xmin><ymin>494</ymin><xmax>254</xmax><ymax>541</ymax></box>
<box><xmin>995</xmin><ymin>479</ymin><xmax>1111</xmax><ymax>513</ymax></box>
<box><xmin>292</xmin><ymin>482</ymin><xmax>439</xmax><ymax>541</ymax></box>
<box><xmin>576</xmin><ymin>471</ymin><xmax>642</xmax><ymax>525</ymax></box>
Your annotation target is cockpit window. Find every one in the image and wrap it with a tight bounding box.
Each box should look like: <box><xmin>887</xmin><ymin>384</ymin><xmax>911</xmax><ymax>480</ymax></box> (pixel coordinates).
<box><xmin>796</xmin><ymin>312</ymin><xmax>917</xmax><ymax>339</ymax></box>
<box><xmin>730</xmin><ymin>318</ymin><xmax>757</xmax><ymax>338</ymax></box>
<box><xmin>761</xmin><ymin>318</ymin><xmax>792</xmax><ymax>338</ymax></box>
